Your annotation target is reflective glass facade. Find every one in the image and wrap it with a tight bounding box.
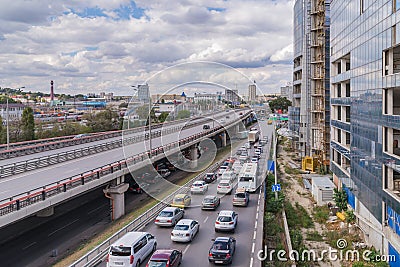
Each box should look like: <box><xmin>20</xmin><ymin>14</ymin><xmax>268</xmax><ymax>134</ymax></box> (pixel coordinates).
<box><xmin>331</xmin><ymin>0</ymin><xmax>400</xmax><ymax>255</ymax></box>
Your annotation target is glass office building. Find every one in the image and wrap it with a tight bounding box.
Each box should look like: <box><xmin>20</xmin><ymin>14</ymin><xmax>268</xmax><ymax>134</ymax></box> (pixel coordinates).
<box><xmin>331</xmin><ymin>0</ymin><xmax>400</xmax><ymax>260</ymax></box>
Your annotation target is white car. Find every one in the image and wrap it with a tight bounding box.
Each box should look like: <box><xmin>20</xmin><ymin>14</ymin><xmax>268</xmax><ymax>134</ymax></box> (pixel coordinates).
<box><xmin>155</xmin><ymin>207</ymin><xmax>184</xmax><ymax>227</ymax></box>
<box><xmin>221</xmin><ymin>171</ymin><xmax>237</xmax><ymax>183</ymax></box>
<box><xmin>191</xmin><ymin>181</ymin><xmax>208</xmax><ymax>194</ymax></box>
<box><xmin>171</xmin><ymin>219</ymin><xmax>199</xmax><ymax>242</ymax></box>
<box><xmin>215</xmin><ymin>210</ymin><xmax>238</xmax><ymax>232</ymax></box>
<box><xmin>217</xmin><ymin>179</ymin><xmax>233</xmax><ymax>194</ymax></box>
<box><xmin>245</xmin><ymin>142</ymin><xmax>250</xmax><ymax>149</ymax></box>
<box><xmin>218</xmin><ymin>166</ymin><xmax>229</xmax><ymax>175</ymax></box>
<box><xmin>232</xmin><ymin>162</ymin><xmax>242</xmax><ymax>173</ymax></box>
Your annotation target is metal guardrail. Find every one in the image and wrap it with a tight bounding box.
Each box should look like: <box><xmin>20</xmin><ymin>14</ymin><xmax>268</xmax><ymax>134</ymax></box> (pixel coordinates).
<box><xmin>0</xmin><ymin>109</ymin><xmax>240</xmax><ymax>159</ymax></box>
<box><xmin>0</xmin><ymin>112</ymin><xmax>252</xmax><ymax>217</ymax></box>
<box><xmin>0</xmin><ymin>126</ymin><xmax>180</xmax><ymax>179</ymax></box>
<box><xmin>0</xmin><ymin>113</ymin><xmax>227</xmax><ymax>178</ymax></box>
<box><xmin>0</xmin><ymin>111</ymin><xmax>242</xmax><ymax>176</ymax></box>
<box><xmin>69</xmin><ymin>159</ymin><xmax>224</xmax><ymax>267</ymax></box>
<box><xmin>0</xmin><ymin>116</ymin><xmax>196</xmax><ymax>159</ymax></box>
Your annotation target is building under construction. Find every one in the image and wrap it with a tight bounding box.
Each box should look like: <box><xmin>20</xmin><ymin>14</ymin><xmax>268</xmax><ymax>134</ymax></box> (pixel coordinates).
<box><xmin>291</xmin><ymin>0</ymin><xmax>330</xmax><ymax>172</ymax></box>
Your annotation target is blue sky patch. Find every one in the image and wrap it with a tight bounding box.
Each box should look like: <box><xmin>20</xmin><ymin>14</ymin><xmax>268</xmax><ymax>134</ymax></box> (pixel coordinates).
<box><xmin>207</xmin><ymin>7</ymin><xmax>226</xmax><ymax>12</ymax></box>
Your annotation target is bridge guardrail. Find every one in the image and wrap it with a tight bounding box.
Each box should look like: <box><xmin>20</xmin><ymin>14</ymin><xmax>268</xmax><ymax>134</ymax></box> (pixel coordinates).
<box><xmin>0</xmin><ymin>126</ymin><xmax>178</xmax><ymax>179</ymax></box>
<box><xmin>0</xmin><ymin>113</ymin><xmax>227</xmax><ymax>178</ymax></box>
<box><xmin>0</xmin><ymin>111</ymin><xmax>251</xmax><ymax>217</ymax></box>
<box><xmin>69</xmin><ymin>159</ymin><xmax>224</xmax><ymax>267</ymax></box>
<box><xmin>0</xmin><ymin>109</ymin><xmax>234</xmax><ymax>158</ymax></box>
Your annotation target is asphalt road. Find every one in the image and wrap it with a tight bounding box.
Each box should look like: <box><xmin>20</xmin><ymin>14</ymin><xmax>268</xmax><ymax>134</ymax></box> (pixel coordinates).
<box><xmin>96</xmin><ymin>124</ymin><xmax>273</xmax><ymax>267</ymax></box>
<box><xmin>0</xmin><ymin>110</ymin><xmax>243</xmax><ymax>201</ymax></box>
<box><xmin>0</xmin><ymin>168</ymin><xmax>191</xmax><ymax>267</ymax></box>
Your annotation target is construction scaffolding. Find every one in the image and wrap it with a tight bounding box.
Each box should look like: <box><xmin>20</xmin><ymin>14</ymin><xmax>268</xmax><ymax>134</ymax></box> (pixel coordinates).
<box><xmin>303</xmin><ymin>0</ymin><xmax>330</xmax><ymax>172</ymax></box>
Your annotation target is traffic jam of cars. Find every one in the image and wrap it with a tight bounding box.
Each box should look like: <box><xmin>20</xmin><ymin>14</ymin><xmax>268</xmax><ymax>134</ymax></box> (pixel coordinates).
<box><xmin>106</xmin><ymin>133</ymin><xmax>269</xmax><ymax>266</ymax></box>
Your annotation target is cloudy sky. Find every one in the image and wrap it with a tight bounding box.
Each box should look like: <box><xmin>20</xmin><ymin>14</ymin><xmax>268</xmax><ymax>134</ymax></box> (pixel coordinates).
<box><xmin>0</xmin><ymin>0</ymin><xmax>294</xmax><ymax>96</ymax></box>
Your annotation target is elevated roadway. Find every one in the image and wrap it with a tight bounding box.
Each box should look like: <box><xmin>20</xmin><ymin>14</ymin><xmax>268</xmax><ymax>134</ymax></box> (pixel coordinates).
<box><xmin>0</xmin><ymin>110</ymin><xmax>252</xmax><ymax>228</ymax></box>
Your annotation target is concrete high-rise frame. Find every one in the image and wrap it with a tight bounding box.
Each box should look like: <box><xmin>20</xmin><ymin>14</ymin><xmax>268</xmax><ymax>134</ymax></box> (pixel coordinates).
<box><xmin>292</xmin><ymin>0</ymin><xmax>330</xmax><ymax>168</ymax></box>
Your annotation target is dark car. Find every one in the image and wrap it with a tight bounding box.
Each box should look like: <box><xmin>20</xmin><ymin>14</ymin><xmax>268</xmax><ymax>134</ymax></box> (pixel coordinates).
<box><xmin>202</xmin><ymin>195</ymin><xmax>220</xmax><ymax>210</ymax></box>
<box><xmin>203</xmin><ymin>124</ymin><xmax>210</xmax><ymax>130</ymax></box>
<box><xmin>147</xmin><ymin>249</ymin><xmax>182</xmax><ymax>267</ymax></box>
<box><xmin>208</xmin><ymin>237</ymin><xmax>236</xmax><ymax>264</ymax></box>
<box><xmin>204</xmin><ymin>172</ymin><xmax>218</xmax><ymax>183</ymax></box>
<box><xmin>127</xmin><ymin>180</ymin><xmax>143</xmax><ymax>194</ymax></box>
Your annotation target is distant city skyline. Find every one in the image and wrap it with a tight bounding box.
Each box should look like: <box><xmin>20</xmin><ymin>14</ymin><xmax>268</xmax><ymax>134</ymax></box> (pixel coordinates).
<box><xmin>0</xmin><ymin>0</ymin><xmax>294</xmax><ymax>96</ymax></box>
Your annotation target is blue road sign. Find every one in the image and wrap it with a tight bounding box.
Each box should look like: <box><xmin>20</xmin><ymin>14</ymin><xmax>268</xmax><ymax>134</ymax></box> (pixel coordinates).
<box><xmin>268</xmin><ymin>160</ymin><xmax>274</xmax><ymax>173</ymax></box>
<box><xmin>272</xmin><ymin>184</ymin><xmax>281</xmax><ymax>192</ymax></box>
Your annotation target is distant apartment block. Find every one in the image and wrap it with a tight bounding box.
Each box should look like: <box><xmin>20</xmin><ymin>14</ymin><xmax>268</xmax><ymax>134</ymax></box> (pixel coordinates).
<box><xmin>248</xmin><ymin>84</ymin><xmax>256</xmax><ymax>102</ymax></box>
<box><xmin>292</xmin><ymin>0</ymin><xmax>330</xmax><ymax>169</ymax></box>
<box><xmin>330</xmin><ymin>0</ymin><xmax>400</xmax><ymax>261</ymax></box>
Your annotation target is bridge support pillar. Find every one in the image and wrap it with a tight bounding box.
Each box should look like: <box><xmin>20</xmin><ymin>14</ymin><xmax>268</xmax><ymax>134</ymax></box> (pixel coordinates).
<box><xmin>36</xmin><ymin>206</ymin><xmax>54</xmax><ymax>217</ymax></box>
<box><xmin>221</xmin><ymin>132</ymin><xmax>227</xmax><ymax>147</ymax></box>
<box><xmin>103</xmin><ymin>183</ymin><xmax>129</xmax><ymax>221</ymax></box>
<box><xmin>190</xmin><ymin>145</ymin><xmax>198</xmax><ymax>169</ymax></box>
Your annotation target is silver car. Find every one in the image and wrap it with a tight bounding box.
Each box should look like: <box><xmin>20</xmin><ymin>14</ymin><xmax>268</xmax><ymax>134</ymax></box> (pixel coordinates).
<box><xmin>155</xmin><ymin>207</ymin><xmax>184</xmax><ymax>227</ymax></box>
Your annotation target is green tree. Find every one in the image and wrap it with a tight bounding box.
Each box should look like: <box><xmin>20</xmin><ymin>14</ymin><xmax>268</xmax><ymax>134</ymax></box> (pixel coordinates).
<box><xmin>0</xmin><ymin>95</ymin><xmax>17</xmax><ymax>104</ymax></box>
<box><xmin>158</xmin><ymin>112</ymin><xmax>169</xmax><ymax>122</ymax></box>
<box><xmin>84</xmin><ymin>108</ymin><xmax>120</xmax><ymax>132</ymax></box>
<box><xmin>176</xmin><ymin>110</ymin><xmax>190</xmax><ymax>119</ymax></box>
<box><xmin>268</xmin><ymin>96</ymin><xmax>292</xmax><ymax>113</ymax></box>
<box><xmin>21</xmin><ymin>107</ymin><xmax>35</xmax><ymax>141</ymax></box>
<box><xmin>333</xmin><ymin>188</ymin><xmax>348</xmax><ymax>212</ymax></box>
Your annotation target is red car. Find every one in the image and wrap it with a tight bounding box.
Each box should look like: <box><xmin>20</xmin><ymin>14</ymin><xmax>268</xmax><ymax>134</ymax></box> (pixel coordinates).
<box><xmin>146</xmin><ymin>249</ymin><xmax>182</xmax><ymax>267</ymax></box>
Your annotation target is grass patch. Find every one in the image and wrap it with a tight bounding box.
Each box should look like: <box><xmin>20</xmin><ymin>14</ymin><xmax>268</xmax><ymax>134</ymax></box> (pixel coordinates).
<box><xmin>54</xmin><ymin>144</ymin><xmax>235</xmax><ymax>267</ymax></box>
<box><xmin>285</xmin><ymin>201</ymin><xmax>314</xmax><ymax>229</ymax></box>
<box><xmin>284</xmin><ymin>165</ymin><xmax>301</xmax><ymax>175</ymax></box>
<box><xmin>313</xmin><ymin>205</ymin><xmax>330</xmax><ymax>224</ymax></box>
<box><xmin>305</xmin><ymin>231</ymin><xmax>323</xmax><ymax>241</ymax></box>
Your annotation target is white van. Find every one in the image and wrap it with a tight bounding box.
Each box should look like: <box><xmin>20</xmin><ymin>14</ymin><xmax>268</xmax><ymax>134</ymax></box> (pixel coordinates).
<box><xmin>106</xmin><ymin>232</ymin><xmax>157</xmax><ymax>267</ymax></box>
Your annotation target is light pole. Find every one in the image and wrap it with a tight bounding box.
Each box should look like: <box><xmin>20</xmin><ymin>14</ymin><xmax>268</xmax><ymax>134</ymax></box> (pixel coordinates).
<box><xmin>132</xmin><ymin>85</ymin><xmax>152</xmax><ymax>158</ymax></box>
<box><xmin>5</xmin><ymin>86</ymin><xmax>25</xmax><ymax>150</ymax></box>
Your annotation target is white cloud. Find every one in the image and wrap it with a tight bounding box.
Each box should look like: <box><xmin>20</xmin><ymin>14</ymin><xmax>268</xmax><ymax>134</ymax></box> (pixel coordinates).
<box><xmin>0</xmin><ymin>0</ymin><xmax>295</xmax><ymax>95</ymax></box>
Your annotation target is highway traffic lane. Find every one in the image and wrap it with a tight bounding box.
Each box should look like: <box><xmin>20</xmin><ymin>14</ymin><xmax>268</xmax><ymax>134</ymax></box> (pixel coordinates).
<box><xmin>0</xmin><ymin>110</ymin><xmax>234</xmax><ymax>166</ymax></box>
<box><xmin>0</xmin><ymin>121</ymin><xmax>226</xmax><ymax>200</ymax></box>
<box><xmin>97</xmin><ymin>187</ymin><xmax>261</xmax><ymax>267</ymax></box>
<box><xmin>0</xmin><ymin>187</ymin><xmax>111</xmax><ymax>267</ymax></box>
<box><xmin>0</xmin><ymin>169</ymin><xmax>190</xmax><ymax>267</ymax></box>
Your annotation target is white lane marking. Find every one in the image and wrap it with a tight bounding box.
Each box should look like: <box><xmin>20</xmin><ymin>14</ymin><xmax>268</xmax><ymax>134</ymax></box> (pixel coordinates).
<box><xmin>88</xmin><ymin>205</ymin><xmax>105</xmax><ymax>215</ymax></box>
<box><xmin>252</xmin><ymin>242</ymin><xmax>255</xmax><ymax>254</ymax></box>
<box><xmin>256</xmin><ymin>212</ymin><xmax>259</xmax><ymax>220</ymax></box>
<box><xmin>203</xmin><ymin>216</ymin><xmax>209</xmax><ymax>223</ymax></box>
<box><xmin>257</xmin><ymin>206</ymin><xmax>259</xmax><ymax>213</ymax></box>
<box><xmin>48</xmin><ymin>218</ymin><xmax>79</xmax><ymax>237</ymax></box>
<box><xmin>254</xmin><ymin>220</ymin><xmax>257</xmax><ymax>229</ymax></box>
<box><xmin>22</xmin><ymin>242</ymin><xmax>36</xmax><ymax>250</ymax></box>
<box><xmin>253</xmin><ymin>230</ymin><xmax>256</xmax><ymax>239</ymax></box>
<box><xmin>250</xmin><ymin>257</ymin><xmax>254</xmax><ymax>267</ymax></box>
<box><xmin>183</xmin><ymin>244</ymin><xmax>191</xmax><ymax>255</ymax></box>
